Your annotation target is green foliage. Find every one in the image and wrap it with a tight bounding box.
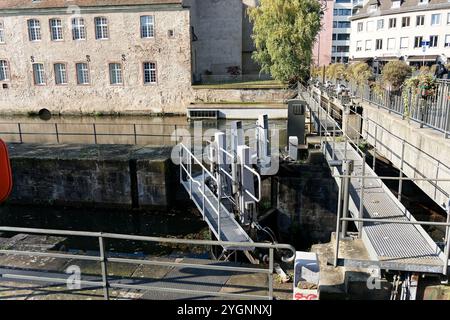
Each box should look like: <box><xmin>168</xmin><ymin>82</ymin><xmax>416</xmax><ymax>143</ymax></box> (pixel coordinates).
<box><xmin>248</xmin><ymin>0</ymin><xmax>322</xmax><ymax>83</ymax></box>
<box><xmin>345</xmin><ymin>62</ymin><xmax>373</xmax><ymax>87</ymax></box>
<box><xmin>381</xmin><ymin>61</ymin><xmax>412</xmax><ymax>90</ymax></box>
<box><xmin>402</xmin><ymin>73</ymin><xmax>437</xmax><ymax>119</ymax></box>
<box><xmin>325</xmin><ymin>63</ymin><xmax>346</xmax><ymax>82</ymax></box>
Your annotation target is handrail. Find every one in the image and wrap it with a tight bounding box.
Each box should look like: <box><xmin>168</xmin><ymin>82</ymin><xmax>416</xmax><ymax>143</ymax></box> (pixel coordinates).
<box><xmin>0</xmin><ymin>225</ymin><xmax>296</xmax><ymax>300</ymax></box>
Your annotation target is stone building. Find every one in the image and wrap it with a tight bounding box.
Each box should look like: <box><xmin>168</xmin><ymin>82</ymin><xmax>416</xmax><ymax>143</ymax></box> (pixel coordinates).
<box><xmin>0</xmin><ymin>0</ymin><xmax>194</xmax><ymax>115</ymax></box>
<box><xmin>0</xmin><ymin>0</ymin><xmax>263</xmax><ymax>115</ymax></box>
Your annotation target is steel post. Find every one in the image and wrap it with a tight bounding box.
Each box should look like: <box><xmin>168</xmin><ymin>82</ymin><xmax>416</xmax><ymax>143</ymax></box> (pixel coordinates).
<box><xmin>358</xmin><ymin>156</ymin><xmax>366</xmax><ymax>237</ymax></box>
<box><xmin>334</xmin><ymin>171</ymin><xmax>344</xmax><ymax>267</ymax></box>
<box><xmin>398</xmin><ymin>141</ymin><xmax>406</xmax><ymax>202</ymax></box>
<box><xmin>341</xmin><ymin>160</ymin><xmax>353</xmax><ymax>237</ymax></box>
<box><xmin>55</xmin><ymin>123</ymin><xmax>59</xmax><ymax>144</ymax></box>
<box><xmin>98</xmin><ymin>236</ymin><xmax>110</xmax><ymax>300</ymax></box>
<box><xmin>133</xmin><ymin>124</ymin><xmax>137</xmax><ymax>145</ymax></box>
<box><xmin>18</xmin><ymin>123</ymin><xmax>23</xmax><ymax>143</ymax></box>
<box><xmin>93</xmin><ymin>123</ymin><xmax>98</xmax><ymax>145</ymax></box>
<box><xmin>373</xmin><ymin>125</ymin><xmax>378</xmax><ymax>170</ymax></box>
<box><xmin>268</xmin><ymin>248</ymin><xmax>274</xmax><ymax>300</ymax></box>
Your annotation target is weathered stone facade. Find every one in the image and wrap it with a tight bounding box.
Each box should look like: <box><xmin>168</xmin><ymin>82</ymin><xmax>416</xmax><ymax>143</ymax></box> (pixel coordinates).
<box><xmin>0</xmin><ymin>2</ymin><xmax>193</xmax><ymax>115</ymax></box>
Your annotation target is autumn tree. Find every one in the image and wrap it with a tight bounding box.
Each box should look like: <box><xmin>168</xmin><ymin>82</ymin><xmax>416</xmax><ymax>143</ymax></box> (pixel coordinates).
<box><xmin>248</xmin><ymin>0</ymin><xmax>322</xmax><ymax>83</ymax></box>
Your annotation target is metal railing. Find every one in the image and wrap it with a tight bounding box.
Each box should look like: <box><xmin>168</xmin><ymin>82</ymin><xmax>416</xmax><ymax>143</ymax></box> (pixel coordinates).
<box><xmin>347</xmin><ymin>79</ymin><xmax>450</xmax><ymax>138</ymax></box>
<box><xmin>0</xmin><ymin>226</ymin><xmax>296</xmax><ymax>300</ymax></box>
<box><xmin>178</xmin><ymin>143</ymin><xmax>261</xmax><ymax>241</ymax></box>
<box><xmin>304</xmin><ymin>86</ymin><xmax>450</xmax><ymax>275</ymax></box>
<box><xmin>0</xmin><ymin>122</ymin><xmax>192</xmax><ymax>146</ymax></box>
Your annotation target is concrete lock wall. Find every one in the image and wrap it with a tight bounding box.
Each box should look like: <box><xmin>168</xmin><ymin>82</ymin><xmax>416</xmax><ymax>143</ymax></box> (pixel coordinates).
<box><xmin>6</xmin><ymin>144</ymin><xmax>176</xmax><ymax>209</ymax></box>
<box><xmin>0</xmin><ymin>8</ymin><xmax>193</xmax><ymax>115</ymax></box>
<box><xmin>362</xmin><ymin>102</ymin><xmax>450</xmax><ymax>207</ymax></box>
<box><xmin>192</xmin><ymin>88</ymin><xmax>295</xmax><ymax>103</ymax></box>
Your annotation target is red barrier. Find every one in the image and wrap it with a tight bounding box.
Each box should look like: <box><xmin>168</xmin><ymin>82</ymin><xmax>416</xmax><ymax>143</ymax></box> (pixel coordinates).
<box><xmin>0</xmin><ymin>139</ymin><xmax>12</xmax><ymax>203</ymax></box>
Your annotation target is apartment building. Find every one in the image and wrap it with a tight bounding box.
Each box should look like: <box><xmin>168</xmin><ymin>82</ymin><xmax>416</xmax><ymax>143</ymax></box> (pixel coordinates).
<box><xmin>350</xmin><ymin>0</ymin><xmax>450</xmax><ymax>67</ymax></box>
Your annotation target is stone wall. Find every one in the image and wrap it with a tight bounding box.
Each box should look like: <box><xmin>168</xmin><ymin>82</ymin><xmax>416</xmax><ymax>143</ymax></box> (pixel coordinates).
<box><xmin>361</xmin><ymin>101</ymin><xmax>450</xmax><ymax>208</ymax></box>
<box><xmin>0</xmin><ymin>7</ymin><xmax>193</xmax><ymax>115</ymax></box>
<box><xmin>275</xmin><ymin>151</ymin><xmax>338</xmax><ymax>248</ymax></box>
<box><xmin>192</xmin><ymin>88</ymin><xmax>295</xmax><ymax>103</ymax></box>
<box><xmin>7</xmin><ymin>144</ymin><xmax>177</xmax><ymax>209</ymax></box>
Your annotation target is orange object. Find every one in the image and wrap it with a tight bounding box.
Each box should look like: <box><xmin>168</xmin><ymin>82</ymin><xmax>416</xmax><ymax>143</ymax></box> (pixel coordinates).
<box><xmin>0</xmin><ymin>139</ymin><xmax>12</xmax><ymax>203</ymax></box>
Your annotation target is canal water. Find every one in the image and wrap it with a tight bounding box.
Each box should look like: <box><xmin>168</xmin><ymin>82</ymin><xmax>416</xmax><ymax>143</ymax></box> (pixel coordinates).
<box><xmin>0</xmin><ymin>114</ymin><xmax>288</xmax><ymax>148</ymax></box>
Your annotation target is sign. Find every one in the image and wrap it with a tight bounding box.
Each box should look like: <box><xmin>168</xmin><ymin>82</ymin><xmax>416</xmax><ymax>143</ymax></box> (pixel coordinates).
<box><xmin>0</xmin><ymin>139</ymin><xmax>12</xmax><ymax>203</ymax></box>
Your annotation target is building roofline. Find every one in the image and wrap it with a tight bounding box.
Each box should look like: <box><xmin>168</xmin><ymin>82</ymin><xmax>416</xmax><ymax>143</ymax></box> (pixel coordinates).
<box><xmin>350</xmin><ymin>2</ymin><xmax>450</xmax><ymax>21</ymax></box>
<box><xmin>0</xmin><ymin>3</ymin><xmax>185</xmax><ymax>16</ymax></box>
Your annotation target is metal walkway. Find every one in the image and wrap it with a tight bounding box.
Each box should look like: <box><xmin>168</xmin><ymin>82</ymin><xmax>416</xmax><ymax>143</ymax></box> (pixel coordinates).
<box><xmin>179</xmin><ymin>143</ymin><xmax>258</xmax><ymax>251</ymax></box>
<box><xmin>303</xmin><ymin>89</ymin><xmax>449</xmax><ymax>273</ymax></box>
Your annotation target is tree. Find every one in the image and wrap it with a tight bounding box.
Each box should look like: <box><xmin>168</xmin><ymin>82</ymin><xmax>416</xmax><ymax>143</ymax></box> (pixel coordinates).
<box><xmin>381</xmin><ymin>61</ymin><xmax>412</xmax><ymax>90</ymax></box>
<box><xmin>325</xmin><ymin>63</ymin><xmax>346</xmax><ymax>82</ymax></box>
<box><xmin>345</xmin><ymin>62</ymin><xmax>372</xmax><ymax>87</ymax></box>
<box><xmin>248</xmin><ymin>0</ymin><xmax>322</xmax><ymax>83</ymax></box>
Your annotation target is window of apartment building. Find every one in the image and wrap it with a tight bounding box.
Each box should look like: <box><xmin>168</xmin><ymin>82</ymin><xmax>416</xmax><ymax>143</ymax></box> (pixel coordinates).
<box><xmin>143</xmin><ymin>62</ymin><xmax>157</xmax><ymax>84</ymax></box>
<box><xmin>338</xmin><ymin>21</ymin><xmax>351</xmax><ymax>28</ymax></box>
<box><xmin>389</xmin><ymin>18</ymin><xmax>397</xmax><ymax>28</ymax></box>
<box><xmin>401</xmin><ymin>17</ymin><xmax>410</xmax><ymax>27</ymax></box>
<box><xmin>377</xmin><ymin>19</ymin><xmax>384</xmax><ymax>30</ymax></box>
<box><xmin>332</xmin><ymin>46</ymin><xmax>337</xmax><ymax>53</ymax></box>
<box><xmin>431</xmin><ymin>14</ymin><xmax>440</xmax><ymax>26</ymax></box>
<box><xmin>109</xmin><ymin>63</ymin><xmax>123</xmax><ymax>85</ymax></box>
<box><xmin>334</xmin><ymin>9</ymin><xmax>352</xmax><ymax>16</ymax></box>
<box><xmin>32</xmin><ymin>63</ymin><xmax>45</xmax><ymax>85</ymax></box>
<box><xmin>332</xmin><ymin>33</ymin><xmax>337</xmax><ymax>41</ymax></box>
<box><xmin>337</xmin><ymin>46</ymin><xmax>349</xmax><ymax>53</ymax></box>
<box><xmin>356</xmin><ymin>40</ymin><xmax>362</xmax><ymax>51</ymax></box>
<box><xmin>445</xmin><ymin>34</ymin><xmax>450</xmax><ymax>47</ymax></box>
<box><xmin>366</xmin><ymin>21</ymin><xmax>375</xmax><ymax>32</ymax></box>
<box><xmin>400</xmin><ymin>37</ymin><xmax>409</xmax><ymax>49</ymax></box>
<box><xmin>414</xmin><ymin>36</ymin><xmax>423</xmax><ymax>48</ymax></box>
<box><xmin>0</xmin><ymin>60</ymin><xmax>9</xmax><ymax>81</ymax></box>
<box><xmin>375</xmin><ymin>39</ymin><xmax>383</xmax><ymax>50</ymax></box>
<box><xmin>365</xmin><ymin>40</ymin><xmax>372</xmax><ymax>51</ymax></box>
<box><xmin>72</xmin><ymin>18</ymin><xmax>86</xmax><ymax>40</ymax></box>
<box><xmin>429</xmin><ymin>35</ymin><xmax>438</xmax><ymax>47</ymax></box>
<box><xmin>357</xmin><ymin>22</ymin><xmax>363</xmax><ymax>32</ymax></box>
<box><xmin>419</xmin><ymin>0</ymin><xmax>429</xmax><ymax>5</ymax></box>
<box><xmin>0</xmin><ymin>21</ymin><xmax>4</xmax><ymax>43</ymax></box>
<box><xmin>76</xmin><ymin>63</ymin><xmax>90</xmax><ymax>84</ymax></box>
<box><xmin>49</xmin><ymin>18</ymin><xmax>63</xmax><ymax>41</ymax></box>
<box><xmin>447</xmin><ymin>13</ymin><xmax>450</xmax><ymax>24</ymax></box>
<box><xmin>140</xmin><ymin>16</ymin><xmax>155</xmax><ymax>38</ymax></box>
<box><xmin>387</xmin><ymin>38</ymin><xmax>396</xmax><ymax>50</ymax></box>
<box><xmin>337</xmin><ymin>33</ymin><xmax>350</xmax><ymax>41</ymax></box>
<box><xmin>95</xmin><ymin>17</ymin><xmax>109</xmax><ymax>40</ymax></box>
<box><xmin>54</xmin><ymin>63</ymin><xmax>67</xmax><ymax>85</ymax></box>
<box><xmin>416</xmin><ymin>15</ymin><xmax>425</xmax><ymax>26</ymax></box>
<box><xmin>391</xmin><ymin>0</ymin><xmax>401</xmax><ymax>8</ymax></box>
<box><xmin>28</xmin><ymin>19</ymin><xmax>41</xmax><ymax>41</ymax></box>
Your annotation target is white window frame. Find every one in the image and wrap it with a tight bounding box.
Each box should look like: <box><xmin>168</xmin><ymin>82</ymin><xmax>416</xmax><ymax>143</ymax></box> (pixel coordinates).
<box><xmin>54</xmin><ymin>63</ymin><xmax>67</xmax><ymax>85</ymax></box>
<box><xmin>414</xmin><ymin>36</ymin><xmax>423</xmax><ymax>48</ymax></box>
<box><xmin>0</xmin><ymin>21</ymin><xmax>4</xmax><ymax>43</ymax></box>
<box><xmin>0</xmin><ymin>60</ymin><xmax>9</xmax><ymax>81</ymax></box>
<box><xmin>32</xmin><ymin>63</ymin><xmax>45</xmax><ymax>85</ymax></box>
<box><xmin>389</xmin><ymin>18</ymin><xmax>397</xmax><ymax>28</ymax></box>
<box><xmin>28</xmin><ymin>19</ymin><xmax>41</xmax><ymax>41</ymax></box>
<box><xmin>357</xmin><ymin>22</ymin><xmax>363</xmax><ymax>32</ymax></box>
<box><xmin>375</xmin><ymin>39</ymin><xmax>383</xmax><ymax>50</ymax></box>
<box><xmin>76</xmin><ymin>63</ymin><xmax>90</xmax><ymax>85</ymax></box>
<box><xmin>140</xmin><ymin>16</ymin><xmax>154</xmax><ymax>38</ymax></box>
<box><xmin>365</xmin><ymin>40</ymin><xmax>372</xmax><ymax>51</ymax></box>
<box><xmin>429</xmin><ymin>35</ymin><xmax>438</xmax><ymax>47</ymax></box>
<box><xmin>416</xmin><ymin>15</ymin><xmax>425</xmax><ymax>26</ymax></box>
<box><xmin>377</xmin><ymin>19</ymin><xmax>384</xmax><ymax>30</ymax></box>
<box><xmin>50</xmin><ymin>18</ymin><xmax>63</xmax><ymax>41</ymax></box>
<box><xmin>95</xmin><ymin>17</ymin><xmax>109</xmax><ymax>40</ymax></box>
<box><xmin>356</xmin><ymin>40</ymin><xmax>362</xmax><ymax>51</ymax></box>
<box><xmin>387</xmin><ymin>38</ymin><xmax>396</xmax><ymax>50</ymax></box>
<box><xmin>447</xmin><ymin>13</ymin><xmax>450</xmax><ymax>25</ymax></box>
<box><xmin>72</xmin><ymin>18</ymin><xmax>86</xmax><ymax>40</ymax></box>
<box><xmin>400</xmin><ymin>37</ymin><xmax>409</xmax><ymax>49</ymax></box>
<box><xmin>444</xmin><ymin>34</ymin><xmax>450</xmax><ymax>47</ymax></box>
<box><xmin>401</xmin><ymin>16</ymin><xmax>410</xmax><ymax>28</ymax></box>
<box><xmin>143</xmin><ymin>62</ymin><xmax>157</xmax><ymax>84</ymax></box>
<box><xmin>431</xmin><ymin>14</ymin><xmax>441</xmax><ymax>26</ymax></box>
<box><xmin>109</xmin><ymin>63</ymin><xmax>123</xmax><ymax>85</ymax></box>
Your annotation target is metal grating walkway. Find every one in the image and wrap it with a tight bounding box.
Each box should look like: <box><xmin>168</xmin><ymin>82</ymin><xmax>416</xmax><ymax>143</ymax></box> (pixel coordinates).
<box><xmin>303</xmin><ymin>89</ymin><xmax>447</xmax><ymax>273</ymax></box>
